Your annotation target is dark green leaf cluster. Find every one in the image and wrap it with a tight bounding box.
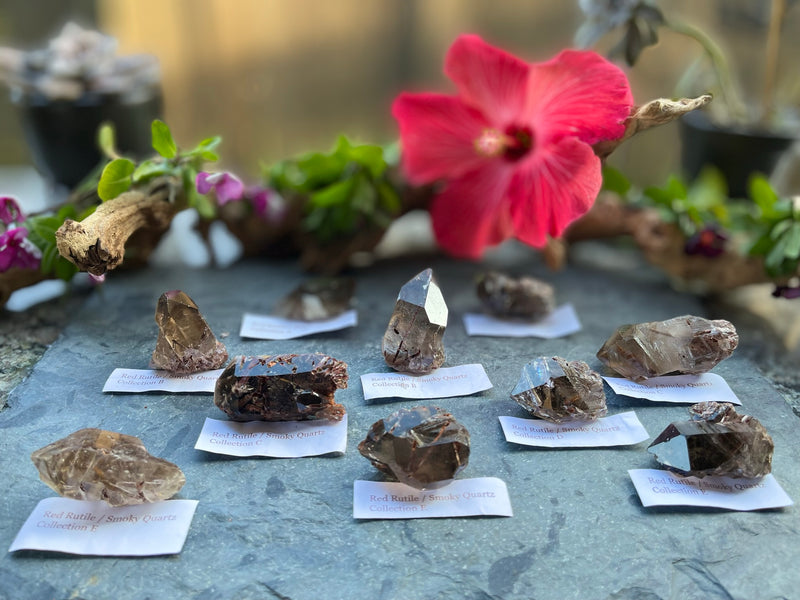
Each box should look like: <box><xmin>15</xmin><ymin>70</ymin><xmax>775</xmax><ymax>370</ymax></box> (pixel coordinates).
<box><xmin>747</xmin><ymin>176</ymin><xmax>800</xmax><ymax>276</ymax></box>
<box><xmin>23</xmin><ymin>204</ymin><xmax>96</xmax><ymax>280</ymax></box>
<box><xmin>267</xmin><ymin>136</ymin><xmax>401</xmax><ymax>243</ymax></box>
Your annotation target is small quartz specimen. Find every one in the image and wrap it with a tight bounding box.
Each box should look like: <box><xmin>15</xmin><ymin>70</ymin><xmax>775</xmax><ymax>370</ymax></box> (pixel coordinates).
<box><xmin>150</xmin><ymin>290</ymin><xmax>228</xmax><ymax>374</ymax></box>
<box><xmin>274</xmin><ymin>277</ymin><xmax>355</xmax><ymax>321</ymax></box>
<box><xmin>214</xmin><ymin>353</ymin><xmax>347</xmax><ymax>422</ymax></box>
<box><xmin>358</xmin><ymin>406</ymin><xmax>470</xmax><ymax>489</ymax></box>
<box><xmin>382</xmin><ymin>268</ymin><xmax>447</xmax><ymax>374</ymax></box>
<box><xmin>476</xmin><ymin>271</ymin><xmax>555</xmax><ymax>320</ymax></box>
<box><xmin>511</xmin><ymin>356</ymin><xmax>607</xmax><ymax>422</ymax></box>
<box><xmin>648</xmin><ymin>402</ymin><xmax>773</xmax><ymax>478</ymax></box>
<box><xmin>596</xmin><ymin>315</ymin><xmax>738</xmax><ymax>381</ymax></box>
<box><xmin>31</xmin><ymin>428</ymin><xmax>185</xmax><ymax>506</ymax></box>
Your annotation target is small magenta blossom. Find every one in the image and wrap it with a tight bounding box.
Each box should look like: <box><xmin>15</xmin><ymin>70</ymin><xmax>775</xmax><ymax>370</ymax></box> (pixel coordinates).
<box><xmin>0</xmin><ymin>197</ymin><xmax>23</xmax><ymax>225</ymax></box>
<box><xmin>684</xmin><ymin>226</ymin><xmax>727</xmax><ymax>257</ymax></box>
<box><xmin>772</xmin><ymin>285</ymin><xmax>800</xmax><ymax>299</ymax></box>
<box><xmin>196</xmin><ymin>171</ymin><xmax>245</xmax><ymax>205</ymax></box>
<box><xmin>0</xmin><ymin>227</ymin><xmax>41</xmax><ymax>271</ymax></box>
<box><xmin>246</xmin><ymin>186</ymin><xmax>286</xmax><ymax>223</ymax></box>
<box><xmin>197</xmin><ymin>172</ymin><xmax>284</xmax><ymax>222</ymax></box>
<box><xmin>392</xmin><ymin>34</ymin><xmax>632</xmax><ymax>258</ymax></box>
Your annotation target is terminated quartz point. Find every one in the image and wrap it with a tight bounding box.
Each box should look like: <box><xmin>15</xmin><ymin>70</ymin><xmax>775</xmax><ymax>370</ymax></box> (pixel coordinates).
<box><xmin>214</xmin><ymin>353</ymin><xmax>347</xmax><ymax>422</ymax></box>
<box><xmin>596</xmin><ymin>315</ymin><xmax>738</xmax><ymax>381</ymax></box>
<box><xmin>648</xmin><ymin>402</ymin><xmax>773</xmax><ymax>478</ymax></box>
<box><xmin>382</xmin><ymin>268</ymin><xmax>447</xmax><ymax>374</ymax></box>
<box><xmin>511</xmin><ymin>356</ymin><xmax>607</xmax><ymax>422</ymax></box>
<box><xmin>358</xmin><ymin>406</ymin><xmax>470</xmax><ymax>489</ymax></box>
<box><xmin>476</xmin><ymin>271</ymin><xmax>555</xmax><ymax>320</ymax></box>
<box><xmin>274</xmin><ymin>277</ymin><xmax>355</xmax><ymax>321</ymax></box>
<box><xmin>31</xmin><ymin>428</ymin><xmax>186</xmax><ymax>506</ymax></box>
<box><xmin>150</xmin><ymin>290</ymin><xmax>228</xmax><ymax>374</ymax></box>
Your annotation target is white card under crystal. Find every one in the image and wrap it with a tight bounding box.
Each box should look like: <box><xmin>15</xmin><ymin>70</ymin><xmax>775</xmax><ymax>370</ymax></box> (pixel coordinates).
<box><xmin>463</xmin><ymin>304</ymin><xmax>581</xmax><ymax>338</ymax></box>
<box><xmin>499</xmin><ymin>411</ymin><xmax>649</xmax><ymax>448</ymax></box>
<box><xmin>8</xmin><ymin>497</ymin><xmax>198</xmax><ymax>555</ymax></box>
<box><xmin>194</xmin><ymin>415</ymin><xmax>347</xmax><ymax>457</ymax></box>
<box><xmin>360</xmin><ymin>364</ymin><xmax>492</xmax><ymax>400</ymax></box>
<box><xmin>603</xmin><ymin>373</ymin><xmax>741</xmax><ymax>405</ymax></box>
<box><xmin>239</xmin><ymin>310</ymin><xmax>357</xmax><ymax>340</ymax></box>
<box><xmin>103</xmin><ymin>368</ymin><xmax>223</xmax><ymax>393</ymax></box>
<box><xmin>353</xmin><ymin>477</ymin><xmax>512</xmax><ymax>519</ymax></box>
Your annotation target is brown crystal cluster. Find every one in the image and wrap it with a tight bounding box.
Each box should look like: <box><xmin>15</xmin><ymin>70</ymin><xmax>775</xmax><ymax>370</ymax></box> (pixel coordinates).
<box><xmin>274</xmin><ymin>277</ymin><xmax>355</xmax><ymax>321</ymax></box>
<box><xmin>31</xmin><ymin>428</ymin><xmax>186</xmax><ymax>506</ymax></box>
<box><xmin>150</xmin><ymin>290</ymin><xmax>228</xmax><ymax>374</ymax></box>
<box><xmin>382</xmin><ymin>269</ymin><xmax>448</xmax><ymax>374</ymax></box>
<box><xmin>596</xmin><ymin>315</ymin><xmax>738</xmax><ymax>381</ymax></box>
<box><xmin>476</xmin><ymin>271</ymin><xmax>555</xmax><ymax>320</ymax></box>
<box><xmin>358</xmin><ymin>406</ymin><xmax>470</xmax><ymax>489</ymax></box>
<box><xmin>511</xmin><ymin>356</ymin><xmax>607</xmax><ymax>422</ymax></box>
<box><xmin>648</xmin><ymin>402</ymin><xmax>773</xmax><ymax>478</ymax></box>
<box><xmin>214</xmin><ymin>353</ymin><xmax>348</xmax><ymax>422</ymax></box>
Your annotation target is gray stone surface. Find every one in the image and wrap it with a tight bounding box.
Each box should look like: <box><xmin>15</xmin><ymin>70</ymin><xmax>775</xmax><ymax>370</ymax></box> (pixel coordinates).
<box><xmin>2</xmin><ymin>245</ymin><xmax>799</xmax><ymax>600</ymax></box>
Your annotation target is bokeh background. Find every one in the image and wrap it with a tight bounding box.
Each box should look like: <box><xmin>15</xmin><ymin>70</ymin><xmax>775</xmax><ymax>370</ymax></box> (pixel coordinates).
<box><xmin>0</xmin><ymin>0</ymin><xmax>798</xmax><ymax>192</ymax></box>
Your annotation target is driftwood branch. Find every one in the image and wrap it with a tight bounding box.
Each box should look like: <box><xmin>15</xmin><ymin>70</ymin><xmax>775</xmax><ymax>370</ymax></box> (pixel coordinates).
<box><xmin>55</xmin><ymin>177</ymin><xmax>183</xmax><ymax>276</ymax></box>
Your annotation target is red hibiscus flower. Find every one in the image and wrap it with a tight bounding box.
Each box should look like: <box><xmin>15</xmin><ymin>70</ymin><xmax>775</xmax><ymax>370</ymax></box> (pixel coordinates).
<box><xmin>392</xmin><ymin>34</ymin><xmax>633</xmax><ymax>258</ymax></box>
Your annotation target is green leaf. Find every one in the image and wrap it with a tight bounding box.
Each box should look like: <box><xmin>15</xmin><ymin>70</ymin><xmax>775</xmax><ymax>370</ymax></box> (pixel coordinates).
<box><xmin>783</xmin><ymin>223</ymin><xmax>800</xmax><ymax>258</ymax></box>
<box><xmin>186</xmin><ymin>136</ymin><xmax>221</xmax><ymax>161</ymax></box>
<box><xmin>53</xmin><ymin>256</ymin><xmax>78</xmax><ymax>281</ymax></box>
<box><xmin>601</xmin><ymin>165</ymin><xmax>631</xmax><ymax>196</ymax></box>
<box><xmin>98</xmin><ymin>158</ymin><xmax>135</xmax><ymax>201</ymax></box>
<box><xmin>132</xmin><ymin>160</ymin><xmax>173</xmax><ymax>184</ymax></box>
<box><xmin>770</xmin><ymin>219</ymin><xmax>792</xmax><ymax>240</ymax></box>
<box><xmin>749</xmin><ymin>174</ymin><xmax>780</xmax><ymax>217</ymax></box>
<box><xmin>310</xmin><ymin>178</ymin><xmax>355</xmax><ymax>208</ymax></box>
<box><xmin>151</xmin><ymin>120</ymin><xmax>177</xmax><ymax>159</ymax></box>
<box><xmin>97</xmin><ymin>122</ymin><xmax>116</xmax><ymax>159</ymax></box>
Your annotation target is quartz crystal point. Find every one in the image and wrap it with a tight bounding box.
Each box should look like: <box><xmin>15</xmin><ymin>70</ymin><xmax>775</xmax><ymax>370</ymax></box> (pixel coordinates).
<box><xmin>274</xmin><ymin>277</ymin><xmax>355</xmax><ymax>321</ymax></box>
<box><xmin>150</xmin><ymin>290</ymin><xmax>228</xmax><ymax>374</ymax></box>
<box><xmin>214</xmin><ymin>353</ymin><xmax>347</xmax><ymax>422</ymax></box>
<box><xmin>476</xmin><ymin>271</ymin><xmax>555</xmax><ymax>320</ymax></box>
<box><xmin>31</xmin><ymin>428</ymin><xmax>186</xmax><ymax>506</ymax></box>
<box><xmin>596</xmin><ymin>315</ymin><xmax>738</xmax><ymax>381</ymax></box>
<box><xmin>511</xmin><ymin>356</ymin><xmax>607</xmax><ymax>422</ymax></box>
<box><xmin>648</xmin><ymin>402</ymin><xmax>773</xmax><ymax>478</ymax></box>
<box><xmin>358</xmin><ymin>406</ymin><xmax>470</xmax><ymax>489</ymax></box>
<box><xmin>382</xmin><ymin>268</ymin><xmax>447</xmax><ymax>374</ymax></box>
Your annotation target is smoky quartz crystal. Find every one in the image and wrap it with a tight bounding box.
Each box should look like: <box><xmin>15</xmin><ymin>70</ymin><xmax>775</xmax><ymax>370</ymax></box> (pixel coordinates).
<box><xmin>358</xmin><ymin>406</ymin><xmax>470</xmax><ymax>489</ymax></box>
<box><xmin>274</xmin><ymin>277</ymin><xmax>355</xmax><ymax>321</ymax></box>
<box><xmin>214</xmin><ymin>353</ymin><xmax>348</xmax><ymax>422</ymax></box>
<box><xmin>31</xmin><ymin>428</ymin><xmax>186</xmax><ymax>506</ymax></box>
<box><xmin>476</xmin><ymin>271</ymin><xmax>555</xmax><ymax>319</ymax></box>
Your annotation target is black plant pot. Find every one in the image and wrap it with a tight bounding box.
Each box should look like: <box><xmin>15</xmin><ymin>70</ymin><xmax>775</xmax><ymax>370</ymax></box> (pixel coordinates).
<box><xmin>679</xmin><ymin>109</ymin><xmax>796</xmax><ymax>198</ymax></box>
<box><xmin>13</xmin><ymin>88</ymin><xmax>163</xmax><ymax>190</ymax></box>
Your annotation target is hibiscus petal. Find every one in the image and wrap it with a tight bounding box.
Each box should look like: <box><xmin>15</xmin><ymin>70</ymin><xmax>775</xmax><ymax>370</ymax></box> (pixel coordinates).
<box><xmin>444</xmin><ymin>34</ymin><xmax>530</xmax><ymax>126</ymax></box>
<box><xmin>393</xmin><ymin>92</ymin><xmax>490</xmax><ymax>185</ymax></box>
<box><xmin>525</xmin><ymin>49</ymin><xmax>632</xmax><ymax>145</ymax></box>
<box><xmin>430</xmin><ymin>163</ymin><xmax>515</xmax><ymax>259</ymax></box>
<box><xmin>509</xmin><ymin>138</ymin><xmax>601</xmax><ymax>248</ymax></box>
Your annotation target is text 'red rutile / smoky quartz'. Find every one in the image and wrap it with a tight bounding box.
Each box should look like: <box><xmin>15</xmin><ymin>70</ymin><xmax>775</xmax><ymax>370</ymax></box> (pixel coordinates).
<box><xmin>31</xmin><ymin>428</ymin><xmax>186</xmax><ymax>506</ymax></box>
<box><xmin>150</xmin><ymin>290</ymin><xmax>228</xmax><ymax>374</ymax></box>
<box><xmin>596</xmin><ymin>315</ymin><xmax>738</xmax><ymax>381</ymax></box>
<box><xmin>511</xmin><ymin>356</ymin><xmax>607</xmax><ymax>422</ymax></box>
<box><xmin>274</xmin><ymin>277</ymin><xmax>355</xmax><ymax>321</ymax></box>
<box><xmin>382</xmin><ymin>268</ymin><xmax>447</xmax><ymax>374</ymax></box>
<box><xmin>476</xmin><ymin>271</ymin><xmax>555</xmax><ymax>320</ymax></box>
<box><xmin>358</xmin><ymin>406</ymin><xmax>470</xmax><ymax>489</ymax></box>
<box><xmin>648</xmin><ymin>402</ymin><xmax>773</xmax><ymax>478</ymax></box>
<box><xmin>214</xmin><ymin>353</ymin><xmax>348</xmax><ymax>422</ymax></box>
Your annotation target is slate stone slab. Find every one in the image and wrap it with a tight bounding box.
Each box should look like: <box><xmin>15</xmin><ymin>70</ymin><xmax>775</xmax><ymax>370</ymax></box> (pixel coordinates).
<box><xmin>1</xmin><ymin>246</ymin><xmax>799</xmax><ymax>600</ymax></box>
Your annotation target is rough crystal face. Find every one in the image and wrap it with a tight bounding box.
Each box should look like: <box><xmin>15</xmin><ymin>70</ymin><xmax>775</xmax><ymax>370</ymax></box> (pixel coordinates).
<box><xmin>596</xmin><ymin>315</ymin><xmax>738</xmax><ymax>381</ymax></box>
<box><xmin>648</xmin><ymin>402</ymin><xmax>773</xmax><ymax>478</ymax></box>
<box><xmin>150</xmin><ymin>290</ymin><xmax>228</xmax><ymax>374</ymax></box>
<box><xmin>214</xmin><ymin>353</ymin><xmax>348</xmax><ymax>422</ymax></box>
<box><xmin>31</xmin><ymin>428</ymin><xmax>186</xmax><ymax>506</ymax></box>
<box><xmin>274</xmin><ymin>277</ymin><xmax>355</xmax><ymax>321</ymax></box>
<box><xmin>476</xmin><ymin>271</ymin><xmax>555</xmax><ymax>319</ymax></box>
<box><xmin>358</xmin><ymin>406</ymin><xmax>470</xmax><ymax>489</ymax></box>
<box><xmin>511</xmin><ymin>356</ymin><xmax>607</xmax><ymax>422</ymax></box>
<box><xmin>382</xmin><ymin>268</ymin><xmax>447</xmax><ymax>374</ymax></box>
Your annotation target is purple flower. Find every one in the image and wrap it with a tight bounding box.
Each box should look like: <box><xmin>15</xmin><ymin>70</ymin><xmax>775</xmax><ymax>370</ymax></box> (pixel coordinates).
<box><xmin>245</xmin><ymin>186</ymin><xmax>286</xmax><ymax>223</ymax></box>
<box><xmin>684</xmin><ymin>226</ymin><xmax>727</xmax><ymax>257</ymax></box>
<box><xmin>0</xmin><ymin>196</ymin><xmax>23</xmax><ymax>225</ymax></box>
<box><xmin>0</xmin><ymin>227</ymin><xmax>41</xmax><ymax>272</ymax></box>
<box><xmin>772</xmin><ymin>285</ymin><xmax>800</xmax><ymax>299</ymax></box>
<box><xmin>196</xmin><ymin>171</ymin><xmax>245</xmax><ymax>205</ymax></box>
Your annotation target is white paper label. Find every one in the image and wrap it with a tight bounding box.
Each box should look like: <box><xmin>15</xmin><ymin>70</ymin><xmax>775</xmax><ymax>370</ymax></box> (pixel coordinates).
<box><xmin>603</xmin><ymin>373</ymin><xmax>741</xmax><ymax>405</ymax></box>
<box><xmin>499</xmin><ymin>411</ymin><xmax>649</xmax><ymax>448</ymax></box>
<box><xmin>353</xmin><ymin>477</ymin><xmax>512</xmax><ymax>519</ymax></box>
<box><xmin>360</xmin><ymin>364</ymin><xmax>492</xmax><ymax>400</ymax></box>
<box><xmin>463</xmin><ymin>304</ymin><xmax>581</xmax><ymax>338</ymax></box>
<box><xmin>8</xmin><ymin>497</ymin><xmax>198</xmax><ymax>556</ymax></box>
<box><xmin>629</xmin><ymin>469</ymin><xmax>793</xmax><ymax>511</ymax></box>
<box><xmin>239</xmin><ymin>310</ymin><xmax>357</xmax><ymax>340</ymax></box>
<box><xmin>194</xmin><ymin>415</ymin><xmax>347</xmax><ymax>457</ymax></box>
<box><xmin>103</xmin><ymin>368</ymin><xmax>223</xmax><ymax>393</ymax></box>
